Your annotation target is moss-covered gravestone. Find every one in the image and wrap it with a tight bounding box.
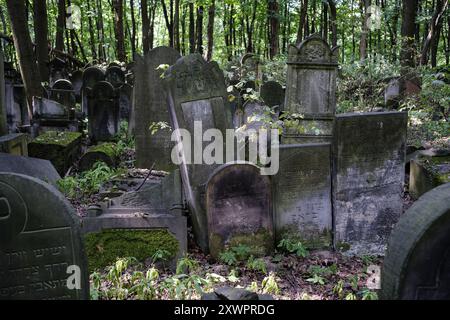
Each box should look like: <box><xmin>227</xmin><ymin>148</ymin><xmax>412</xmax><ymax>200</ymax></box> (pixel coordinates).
<box><xmin>78</xmin><ymin>143</ymin><xmax>118</xmax><ymax>172</ymax></box>
<box><xmin>28</xmin><ymin>131</ymin><xmax>82</xmax><ymax>176</ymax></box>
<box><xmin>0</xmin><ymin>173</ymin><xmax>89</xmax><ymax>300</ymax></box>
<box><xmin>381</xmin><ymin>183</ymin><xmax>450</xmax><ymax>299</ymax></box>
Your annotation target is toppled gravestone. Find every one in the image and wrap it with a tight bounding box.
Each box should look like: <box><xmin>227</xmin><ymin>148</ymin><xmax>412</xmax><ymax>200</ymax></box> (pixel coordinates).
<box><xmin>381</xmin><ymin>183</ymin><xmax>450</xmax><ymax>300</ymax></box>
<box><xmin>0</xmin><ymin>173</ymin><xmax>89</xmax><ymax>300</ymax></box>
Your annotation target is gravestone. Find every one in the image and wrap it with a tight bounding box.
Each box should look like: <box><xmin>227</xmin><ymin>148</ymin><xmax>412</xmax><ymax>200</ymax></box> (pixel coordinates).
<box><xmin>51</xmin><ymin>79</ymin><xmax>76</xmax><ymax>109</ymax></box>
<box><xmin>87</xmin><ymin>81</ymin><xmax>119</xmax><ymax>142</ymax></box>
<box><xmin>260</xmin><ymin>81</ymin><xmax>284</xmax><ymax>110</ymax></box>
<box><xmin>273</xmin><ymin>143</ymin><xmax>332</xmax><ymax>248</ymax></box>
<box><xmin>119</xmin><ymin>83</ymin><xmax>132</xmax><ymax>122</ymax></box>
<box><xmin>0</xmin><ymin>46</ymin><xmax>6</xmax><ymax>136</ymax></box>
<box><xmin>33</xmin><ymin>97</ymin><xmax>69</xmax><ymax>119</ymax></box>
<box><xmin>0</xmin><ymin>153</ymin><xmax>60</xmax><ymax>186</ymax></box>
<box><xmin>82</xmin><ymin>66</ymin><xmax>105</xmax><ymax>115</ymax></box>
<box><xmin>105</xmin><ymin>66</ymin><xmax>125</xmax><ymax>88</ymax></box>
<box><xmin>333</xmin><ymin>112</ymin><xmax>407</xmax><ymax>255</ymax></box>
<box><xmin>164</xmin><ymin>53</ymin><xmax>232</xmax><ymax>251</ymax></box>
<box><xmin>0</xmin><ymin>133</ymin><xmax>29</xmax><ymax>156</ymax></box>
<box><xmin>385</xmin><ymin>77</ymin><xmax>401</xmax><ymax>108</ymax></box>
<box><xmin>70</xmin><ymin>70</ymin><xmax>83</xmax><ymax>103</ymax></box>
<box><xmin>49</xmin><ymin>57</ymin><xmax>68</xmax><ymax>86</ymax></box>
<box><xmin>283</xmin><ymin>35</ymin><xmax>338</xmax><ymax>144</ymax></box>
<box><xmin>134</xmin><ymin>46</ymin><xmax>180</xmax><ymax>171</ymax></box>
<box><xmin>0</xmin><ymin>173</ymin><xmax>89</xmax><ymax>300</ymax></box>
<box><xmin>206</xmin><ymin>163</ymin><xmax>273</xmax><ymax>259</ymax></box>
<box><xmin>381</xmin><ymin>183</ymin><xmax>450</xmax><ymax>300</ymax></box>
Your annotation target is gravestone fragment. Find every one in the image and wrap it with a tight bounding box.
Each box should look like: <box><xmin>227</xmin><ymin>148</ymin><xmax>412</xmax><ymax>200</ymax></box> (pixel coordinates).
<box><xmin>381</xmin><ymin>183</ymin><xmax>450</xmax><ymax>300</ymax></box>
<box><xmin>70</xmin><ymin>70</ymin><xmax>83</xmax><ymax>103</ymax></box>
<box><xmin>333</xmin><ymin>112</ymin><xmax>407</xmax><ymax>255</ymax></box>
<box><xmin>119</xmin><ymin>83</ymin><xmax>132</xmax><ymax>122</ymax></box>
<box><xmin>206</xmin><ymin>163</ymin><xmax>273</xmax><ymax>259</ymax></box>
<box><xmin>87</xmin><ymin>81</ymin><xmax>119</xmax><ymax>142</ymax></box>
<box><xmin>273</xmin><ymin>144</ymin><xmax>332</xmax><ymax>248</ymax></box>
<box><xmin>283</xmin><ymin>35</ymin><xmax>338</xmax><ymax>144</ymax></box>
<box><xmin>134</xmin><ymin>47</ymin><xmax>180</xmax><ymax>170</ymax></box>
<box><xmin>0</xmin><ymin>173</ymin><xmax>89</xmax><ymax>300</ymax></box>
<box><xmin>260</xmin><ymin>81</ymin><xmax>284</xmax><ymax>110</ymax></box>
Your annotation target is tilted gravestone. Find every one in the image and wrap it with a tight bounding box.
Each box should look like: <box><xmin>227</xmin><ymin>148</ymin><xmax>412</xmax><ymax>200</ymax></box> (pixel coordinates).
<box><xmin>50</xmin><ymin>79</ymin><xmax>76</xmax><ymax>109</ymax></box>
<box><xmin>273</xmin><ymin>143</ymin><xmax>332</xmax><ymax>248</ymax></box>
<box><xmin>381</xmin><ymin>183</ymin><xmax>450</xmax><ymax>300</ymax></box>
<box><xmin>105</xmin><ymin>66</ymin><xmax>125</xmax><ymax>89</ymax></box>
<box><xmin>333</xmin><ymin>112</ymin><xmax>407</xmax><ymax>255</ymax></box>
<box><xmin>283</xmin><ymin>34</ymin><xmax>338</xmax><ymax>144</ymax></box>
<box><xmin>87</xmin><ymin>81</ymin><xmax>119</xmax><ymax>142</ymax></box>
<box><xmin>134</xmin><ymin>46</ymin><xmax>180</xmax><ymax>171</ymax></box>
<box><xmin>164</xmin><ymin>54</ymin><xmax>232</xmax><ymax>251</ymax></box>
<box><xmin>206</xmin><ymin>163</ymin><xmax>273</xmax><ymax>259</ymax></box>
<box><xmin>0</xmin><ymin>173</ymin><xmax>89</xmax><ymax>300</ymax></box>
<box><xmin>260</xmin><ymin>81</ymin><xmax>284</xmax><ymax>110</ymax></box>
<box><xmin>82</xmin><ymin>66</ymin><xmax>105</xmax><ymax>115</ymax></box>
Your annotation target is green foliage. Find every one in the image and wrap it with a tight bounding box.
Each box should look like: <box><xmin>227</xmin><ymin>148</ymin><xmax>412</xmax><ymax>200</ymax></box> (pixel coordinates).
<box><xmin>219</xmin><ymin>250</ymin><xmax>238</xmax><ymax>266</ymax></box>
<box><xmin>360</xmin><ymin>289</ymin><xmax>379</xmax><ymax>300</ymax></box>
<box><xmin>176</xmin><ymin>255</ymin><xmax>200</xmax><ymax>275</ymax></box>
<box><xmin>278</xmin><ymin>238</ymin><xmax>309</xmax><ymax>258</ymax></box>
<box><xmin>219</xmin><ymin>244</ymin><xmax>254</xmax><ymax>266</ymax></box>
<box><xmin>246</xmin><ymin>256</ymin><xmax>267</xmax><ymax>274</ymax></box>
<box><xmin>149</xmin><ymin>121</ymin><xmax>171</xmax><ymax>135</ymax></box>
<box><xmin>261</xmin><ymin>272</ymin><xmax>280</xmax><ymax>295</ymax></box>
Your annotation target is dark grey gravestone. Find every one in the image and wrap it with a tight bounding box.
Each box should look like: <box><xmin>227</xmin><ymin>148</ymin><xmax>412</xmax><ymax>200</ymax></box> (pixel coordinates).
<box><xmin>381</xmin><ymin>183</ymin><xmax>450</xmax><ymax>300</ymax></box>
<box><xmin>206</xmin><ymin>163</ymin><xmax>273</xmax><ymax>259</ymax></box>
<box><xmin>105</xmin><ymin>66</ymin><xmax>125</xmax><ymax>88</ymax></box>
<box><xmin>82</xmin><ymin>66</ymin><xmax>105</xmax><ymax>115</ymax></box>
<box><xmin>273</xmin><ymin>144</ymin><xmax>332</xmax><ymax>248</ymax></box>
<box><xmin>33</xmin><ymin>97</ymin><xmax>69</xmax><ymax>119</ymax></box>
<box><xmin>0</xmin><ymin>47</ymin><xmax>6</xmax><ymax>136</ymax></box>
<box><xmin>333</xmin><ymin>112</ymin><xmax>407</xmax><ymax>255</ymax></box>
<box><xmin>119</xmin><ymin>83</ymin><xmax>132</xmax><ymax>122</ymax></box>
<box><xmin>164</xmin><ymin>54</ymin><xmax>232</xmax><ymax>252</ymax></box>
<box><xmin>51</xmin><ymin>79</ymin><xmax>75</xmax><ymax>109</ymax></box>
<box><xmin>260</xmin><ymin>81</ymin><xmax>284</xmax><ymax>110</ymax></box>
<box><xmin>70</xmin><ymin>70</ymin><xmax>83</xmax><ymax>103</ymax></box>
<box><xmin>87</xmin><ymin>81</ymin><xmax>119</xmax><ymax>142</ymax></box>
<box><xmin>283</xmin><ymin>35</ymin><xmax>338</xmax><ymax>144</ymax></box>
<box><xmin>134</xmin><ymin>47</ymin><xmax>180</xmax><ymax>171</ymax></box>
<box><xmin>0</xmin><ymin>153</ymin><xmax>60</xmax><ymax>187</ymax></box>
<box><xmin>0</xmin><ymin>173</ymin><xmax>89</xmax><ymax>300</ymax></box>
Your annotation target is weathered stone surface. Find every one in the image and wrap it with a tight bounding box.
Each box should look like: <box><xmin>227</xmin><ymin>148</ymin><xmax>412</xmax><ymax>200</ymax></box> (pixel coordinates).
<box><xmin>5</xmin><ymin>83</ymin><xmax>29</xmax><ymax>133</ymax></box>
<box><xmin>50</xmin><ymin>79</ymin><xmax>76</xmax><ymax>108</ymax></box>
<box><xmin>70</xmin><ymin>70</ymin><xmax>83</xmax><ymax>103</ymax></box>
<box><xmin>206</xmin><ymin>163</ymin><xmax>273</xmax><ymax>259</ymax></box>
<box><xmin>87</xmin><ymin>81</ymin><xmax>119</xmax><ymax>142</ymax></box>
<box><xmin>28</xmin><ymin>131</ymin><xmax>82</xmax><ymax>176</ymax></box>
<box><xmin>215</xmin><ymin>286</ymin><xmax>259</xmax><ymax>300</ymax></box>
<box><xmin>134</xmin><ymin>47</ymin><xmax>180</xmax><ymax>171</ymax></box>
<box><xmin>0</xmin><ymin>133</ymin><xmax>29</xmax><ymax>156</ymax></box>
<box><xmin>78</xmin><ymin>143</ymin><xmax>118</xmax><ymax>172</ymax></box>
<box><xmin>119</xmin><ymin>83</ymin><xmax>132</xmax><ymax>121</ymax></box>
<box><xmin>384</xmin><ymin>77</ymin><xmax>401</xmax><ymax>108</ymax></box>
<box><xmin>82</xmin><ymin>66</ymin><xmax>105</xmax><ymax>115</ymax></box>
<box><xmin>0</xmin><ymin>173</ymin><xmax>89</xmax><ymax>300</ymax></box>
<box><xmin>260</xmin><ymin>81</ymin><xmax>284</xmax><ymax>109</ymax></box>
<box><xmin>333</xmin><ymin>112</ymin><xmax>407</xmax><ymax>255</ymax></box>
<box><xmin>381</xmin><ymin>183</ymin><xmax>450</xmax><ymax>300</ymax></box>
<box><xmin>273</xmin><ymin>144</ymin><xmax>332</xmax><ymax>248</ymax></box>
<box><xmin>0</xmin><ymin>153</ymin><xmax>60</xmax><ymax>186</ymax></box>
<box><xmin>33</xmin><ymin>97</ymin><xmax>70</xmax><ymax>119</ymax></box>
<box><xmin>105</xmin><ymin>66</ymin><xmax>125</xmax><ymax>88</ymax></box>
<box><xmin>409</xmin><ymin>152</ymin><xmax>450</xmax><ymax>200</ymax></box>
<box><xmin>164</xmin><ymin>54</ymin><xmax>232</xmax><ymax>251</ymax></box>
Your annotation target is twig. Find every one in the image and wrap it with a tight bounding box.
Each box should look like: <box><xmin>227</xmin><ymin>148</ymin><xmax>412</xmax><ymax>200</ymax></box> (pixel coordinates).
<box><xmin>135</xmin><ymin>162</ymin><xmax>156</xmax><ymax>191</ymax></box>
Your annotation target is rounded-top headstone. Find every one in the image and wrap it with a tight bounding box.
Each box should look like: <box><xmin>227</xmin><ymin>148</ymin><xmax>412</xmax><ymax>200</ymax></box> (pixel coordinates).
<box><xmin>51</xmin><ymin>79</ymin><xmax>76</xmax><ymax>108</ymax></box>
<box><xmin>105</xmin><ymin>66</ymin><xmax>125</xmax><ymax>88</ymax></box>
<box><xmin>381</xmin><ymin>183</ymin><xmax>450</xmax><ymax>300</ymax></box>
<box><xmin>82</xmin><ymin>66</ymin><xmax>105</xmax><ymax>90</ymax></box>
<box><xmin>91</xmin><ymin>81</ymin><xmax>115</xmax><ymax>100</ymax></box>
<box><xmin>0</xmin><ymin>173</ymin><xmax>89</xmax><ymax>300</ymax></box>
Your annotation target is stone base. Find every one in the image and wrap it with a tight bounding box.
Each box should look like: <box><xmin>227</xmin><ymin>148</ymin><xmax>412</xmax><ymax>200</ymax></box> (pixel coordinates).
<box><xmin>0</xmin><ymin>133</ymin><xmax>29</xmax><ymax>156</ymax></box>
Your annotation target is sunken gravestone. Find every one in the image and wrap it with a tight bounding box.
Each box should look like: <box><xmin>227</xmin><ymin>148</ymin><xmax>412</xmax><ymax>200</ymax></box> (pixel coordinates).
<box><xmin>134</xmin><ymin>46</ymin><xmax>180</xmax><ymax>171</ymax></box>
<box><xmin>87</xmin><ymin>81</ymin><xmax>119</xmax><ymax>142</ymax></box>
<box><xmin>206</xmin><ymin>163</ymin><xmax>273</xmax><ymax>259</ymax></box>
<box><xmin>0</xmin><ymin>173</ymin><xmax>89</xmax><ymax>299</ymax></box>
<box><xmin>273</xmin><ymin>144</ymin><xmax>332</xmax><ymax>248</ymax></box>
<box><xmin>283</xmin><ymin>35</ymin><xmax>338</xmax><ymax>144</ymax></box>
<box><xmin>164</xmin><ymin>54</ymin><xmax>232</xmax><ymax>251</ymax></box>
<box><xmin>333</xmin><ymin>112</ymin><xmax>407</xmax><ymax>255</ymax></box>
<box><xmin>381</xmin><ymin>183</ymin><xmax>450</xmax><ymax>300</ymax></box>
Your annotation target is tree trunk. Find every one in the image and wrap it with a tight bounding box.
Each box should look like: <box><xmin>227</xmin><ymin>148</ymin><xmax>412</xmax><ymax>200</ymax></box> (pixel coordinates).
<box><xmin>130</xmin><ymin>0</ymin><xmax>137</xmax><ymax>58</ymax></box>
<box><xmin>328</xmin><ymin>0</ymin><xmax>338</xmax><ymax>47</ymax></box>
<box><xmin>5</xmin><ymin>0</ymin><xmax>43</xmax><ymax>115</ymax></box>
<box><xmin>174</xmin><ymin>0</ymin><xmax>180</xmax><ymax>51</ymax></box>
<box><xmin>206</xmin><ymin>0</ymin><xmax>215</xmax><ymax>61</ymax></box>
<box><xmin>161</xmin><ymin>0</ymin><xmax>174</xmax><ymax>47</ymax></box>
<box><xmin>97</xmin><ymin>0</ymin><xmax>106</xmax><ymax>61</ymax></box>
<box><xmin>189</xmin><ymin>3</ymin><xmax>195</xmax><ymax>53</ymax></box>
<box><xmin>360</xmin><ymin>0</ymin><xmax>371</xmax><ymax>62</ymax></box>
<box><xmin>56</xmin><ymin>0</ymin><xmax>66</xmax><ymax>52</ymax></box>
<box><xmin>268</xmin><ymin>0</ymin><xmax>279</xmax><ymax>59</ymax></box>
<box><xmin>87</xmin><ymin>0</ymin><xmax>97</xmax><ymax>60</ymax></box>
<box><xmin>113</xmin><ymin>0</ymin><xmax>126</xmax><ymax>61</ymax></box>
<box><xmin>420</xmin><ymin>0</ymin><xmax>449</xmax><ymax>65</ymax></box>
<box><xmin>196</xmin><ymin>6</ymin><xmax>204</xmax><ymax>54</ymax></box>
<box><xmin>401</xmin><ymin>0</ymin><xmax>419</xmax><ymax>68</ymax></box>
<box><xmin>296</xmin><ymin>0</ymin><xmax>308</xmax><ymax>45</ymax></box>
<box><xmin>33</xmin><ymin>0</ymin><xmax>49</xmax><ymax>82</ymax></box>
<box><xmin>142</xmin><ymin>0</ymin><xmax>150</xmax><ymax>53</ymax></box>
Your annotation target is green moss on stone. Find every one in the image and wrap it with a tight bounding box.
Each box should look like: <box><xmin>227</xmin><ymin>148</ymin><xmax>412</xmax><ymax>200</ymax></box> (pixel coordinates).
<box><xmin>336</xmin><ymin>242</ymin><xmax>351</xmax><ymax>252</ymax></box>
<box><xmin>33</xmin><ymin>131</ymin><xmax>82</xmax><ymax>147</ymax></box>
<box><xmin>87</xmin><ymin>143</ymin><xmax>119</xmax><ymax>158</ymax></box>
<box><xmin>277</xmin><ymin>226</ymin><xmax>332</xmax><ymax>249</ymax></box>
<box><xmin>228</xmin><ymin>229</ymin><xmax>274</xmax><ymax>257</ymax></box>
<box><xmin>84</xmin><ymin>229</ymin><xmax>179</xmax><ymax>271</ymax></box>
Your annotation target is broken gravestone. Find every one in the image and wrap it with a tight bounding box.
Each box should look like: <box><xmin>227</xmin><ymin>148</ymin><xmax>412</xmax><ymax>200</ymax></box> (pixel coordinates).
<box><xmin>0</xmin><ymin>173</ymin><xmax>89</xmax><ymax>299</ymax></box>
<box><xmin>381</xmin><ymin>183</ymin><xmax>450</xmax><ymax>300</ymax></box>
<box><xmin>134</xmin><ymin>46</ymin><xmax>180</xmax><ymax>171</ymax></box>
<box><xmin>163</xmin><ymin>54</ymin><xmax>232</xmax><ymax>252</ymax></box>
<box><xmin>206</xmin><ymin>163</ymin><xmax>273</xmax><ymax>259</ymax></box>
<box><xmin>273</xmin><ymin>143</ymin><xmax>332</xmax><ymax>248</ymax></box>
<box><xmin>87</xmin><ymin>81</ymin><xmax>119</xmax><ymax>142</ymax></box>
<box><xmin>333</xmin><ymin>112</ymin><xmax>407</xmax><ymax>255</ymax></box>
<box><xmin>283</xmin><ymin>35</ymin><xmax>338</xmax><ymax>144</ymax></box>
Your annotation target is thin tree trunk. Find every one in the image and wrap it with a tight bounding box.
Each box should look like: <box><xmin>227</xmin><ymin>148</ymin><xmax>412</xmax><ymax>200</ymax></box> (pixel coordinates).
<box><xmin>174</xmin><ymin>0</ymin><xmax>180</xmax><ymax>51</ymax></box>
<box><xmin>189</xmin><ymin>2</ymin><xmax>195</xmax><ymax>53</ymax></box>
<box><xmin>97</xmin><ymin>0</ymin><xmax>106</xmax><ymax>61</ymax></box>
<box><xmin>268</xmin><ymin>0</ymin><xmax>279</xmax><ymax>59</ymax></box>
<box><xmin>33</xmin><ymin>0</ymin><xmax>49</xmax><ymax>82</ymax></box>
<box><xmin>421</xmin><ymin>0</ymin><xmax>449</xmax><ymax>65</ymax></box>
<box><xmin>87</xmin><ymin>0</ymin><xmax>97</xmax><ymax>60</ymax></box>
<box><xmin>56</xmin><ymin>0</ymin><xmax>66</xmax><ymax>52</ymax></box>
<box><xmin>142</xmin><ymin>0</ymin><xmax>150</xmax><ymax>53</ymax></box>
<box><xmin>196</xmin><ymin>6</ymin><xmax>204</xmax><ymax>54</ymax></box>
<box><xmin>296</xmin><ymin>0</ymin><xmax>308</xmax><ymax>45</ymax></box>
<box><xmin>161</xmin><ymin>0</ymin><xmax>174</xmax><ymax>47</ymax></box>
<box><xmin>113</xmin><ymin>0</ymin><xmax>126</xmax><ymax>61</ymax></box>
<box><xmin>206</xmin><ymin>0</ymin><xmax>215</xmax><ymax>61</ymax></box>
<box><xmin>400</xmin><ymin>0</ymin><xmax>419</xmax><ymax>68</ymax></box>
<box><xmin>130</xmin><ymin>0</ymin><xmax>137</xmax><ymax>57</ymax></box>
<box><xmin>328</xmin><ymin>0</ymin><xmax>338</xmax><ymax>47</ymax></box>
<box><xmin>360</xmin><ymin>0</ymin><xmax>370</xmax><ymax>62</ymax></box>
<box><xmin>5</xmin><ymin>0</ymin><xmax>43</xmax><ymax>115</ymax></box>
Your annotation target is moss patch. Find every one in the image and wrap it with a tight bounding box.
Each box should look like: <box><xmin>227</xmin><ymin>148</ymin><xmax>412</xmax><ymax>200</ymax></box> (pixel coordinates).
<box><xmin>87</xmin><ymin>142</ymin><xmax>119</xmax><ymax>158</ymax></box>
<box><xmin>33</xmin><ymin>131</ymin><xmax>82</xmax><ymax>147</ymax></box>
<box><xmin>277</xmin><ymin>226</ymin><xmax>332</xmax><ymax>249</ymax></box>
<box><xmin>84</xmin><ymin>229</ymin><xmax>179</xmax><ymax>271</ymax></box>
